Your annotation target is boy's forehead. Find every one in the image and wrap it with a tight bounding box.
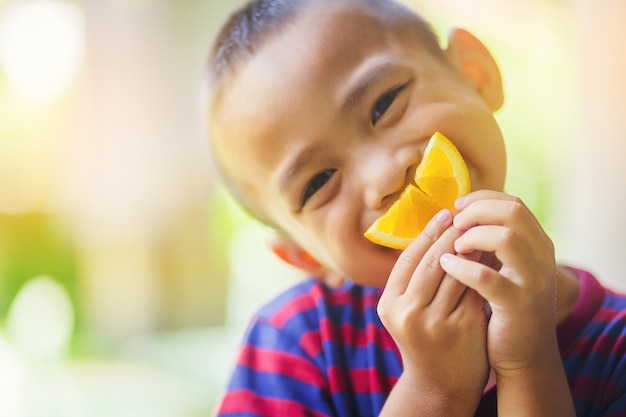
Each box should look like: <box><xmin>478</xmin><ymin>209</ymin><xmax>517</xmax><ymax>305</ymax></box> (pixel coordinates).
<box><xmin>210</xmin><ymin>1</ymin><xmax>418</xmax><ymax>213</ymax></box>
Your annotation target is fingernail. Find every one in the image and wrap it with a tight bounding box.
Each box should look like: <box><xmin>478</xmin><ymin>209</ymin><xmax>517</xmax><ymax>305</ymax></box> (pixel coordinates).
<box><xmin>454</xmin><ymin>196</ymin><xmax>466</xmax><ymax>210</ymax></box>
<box><xmin>434</xmin><ymin>209</ymin><xmax>451</xmax><ymax>224</ymax></box>
<box><xmin>440</xmin><ymin>253</ymin><xmax>453</xmax><ymax>267</ymax></box>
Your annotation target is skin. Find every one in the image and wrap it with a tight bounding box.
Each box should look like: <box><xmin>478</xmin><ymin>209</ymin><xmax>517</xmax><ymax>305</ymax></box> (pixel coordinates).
<box><xmin>210</xmin><ymin>1</ymin><xmax>579</xmax><ymax>415</ymax></box>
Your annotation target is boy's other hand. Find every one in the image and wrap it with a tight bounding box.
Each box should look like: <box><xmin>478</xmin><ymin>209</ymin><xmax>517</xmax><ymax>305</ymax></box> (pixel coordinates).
<box><xmin>440</xmin><ymin>190</ymin><xmax>558</xmax><ymax>377</ymax></box>
<box><xmin>378</xmin><ymin>208</ymin><xmax>489</xmax><ymax>404</ymax></box>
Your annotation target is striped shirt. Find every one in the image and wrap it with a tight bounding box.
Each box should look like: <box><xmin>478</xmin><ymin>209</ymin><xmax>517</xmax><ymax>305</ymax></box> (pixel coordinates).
<box><xmin>215</xmin><ymin>268</ymin><xmax>626</xmax><ymax>416</ymax></box>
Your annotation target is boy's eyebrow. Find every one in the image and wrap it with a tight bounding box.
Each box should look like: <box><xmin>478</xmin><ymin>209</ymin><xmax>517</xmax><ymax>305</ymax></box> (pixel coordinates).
<box><xmin>341</xmin><ymin>60</ymin><xmax>395</xmax><ymax>112</ymax></box>
<box><xmin>276</xmin><ymin>143</ymin><xmax>323</xmax><ymax>195</ymax></box>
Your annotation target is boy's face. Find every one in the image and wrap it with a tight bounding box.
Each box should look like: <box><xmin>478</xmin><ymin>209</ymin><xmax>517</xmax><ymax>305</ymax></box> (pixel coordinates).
<box><xmin>210</xmin><ymin>2</ymin><xmax>506</xmax><ymax>287</ymax></box>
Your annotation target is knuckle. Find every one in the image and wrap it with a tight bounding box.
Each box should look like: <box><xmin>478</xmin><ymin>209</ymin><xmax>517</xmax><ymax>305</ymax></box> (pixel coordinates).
<box><xmin>423</xmin><ymin>315</ymin><xmax>442</xmax><ymax>337</ymax></box>
<box><xmin>509</xmin><ymin>195</ymin><xmax>524</xmax><ymax>206</ymax></box>
<box><xmin>391</xmin><ymin>307</ymin><xmax>419</xmax><ymax>335</ymax></box>
<box><xmin>377</xmin><ymin>296</ymin><xmax>391</xmax><ymax>317</ymax></box>
<box><xmin>472</xmin><ymin>265</ymin><xmax>492</xmax><ymax>285</ymax></box>
<box><xmin>396</xmin><ymin>251</ymin><xmax>420</xmax><ymax>271</ymax></box>
<box><xmin>422</xmin><ymin>252</ymin><xmax>440</xmax><ymax>272</ymax></box>
<box><xmin>498</xmin><ymin>227</ymin><xmax>517</xmax><ymax>246</ymax></box>
<box><xmin>421</xmin><ymin>223</ymin><xmax>441</xmax><ymax>245</ymax></box>
<box><xmin>507</xmin><ymin>199</ymin><xmax>525</xmax><ymax>218</ymax></box>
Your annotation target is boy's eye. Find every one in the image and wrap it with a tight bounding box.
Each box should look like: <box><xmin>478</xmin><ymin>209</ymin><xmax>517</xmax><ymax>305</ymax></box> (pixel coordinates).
<box><xmin>301</xmin><ymin>169</ymin><xmax>336</xmax><ymax>207</ymax></box>
<box><xmin>371</xmin><ymin>85</ymin><xmax>404</xmax><ymax>125</ymax></box>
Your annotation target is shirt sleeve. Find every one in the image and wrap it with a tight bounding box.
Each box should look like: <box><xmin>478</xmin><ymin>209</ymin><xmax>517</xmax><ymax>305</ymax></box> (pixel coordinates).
<box><xmin>213</xmin><ymin>317</ymin><xmax>335</xmax><ymax>417</ymax></box>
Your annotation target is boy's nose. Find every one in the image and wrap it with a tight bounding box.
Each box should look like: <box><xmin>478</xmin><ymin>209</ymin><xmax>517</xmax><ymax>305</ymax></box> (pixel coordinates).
<box><xmin>361</xmin><ymin>154</ymin><xmax>410</xmax><ymax>210</ymax></box>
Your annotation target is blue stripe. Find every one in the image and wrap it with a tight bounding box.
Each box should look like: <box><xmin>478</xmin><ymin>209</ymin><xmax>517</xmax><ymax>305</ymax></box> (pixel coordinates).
<box><xmin>316</xmin><ymin>339</ymin><xmax>400</xmax><ymax>371</ymax></box>
<box><xmin>328</xmin><ymin>392</ymin><xmax>388</xmax><ymax>417</ymax></box>
<box><xmin>278</xmin><ymin>300</ymin><xmax>379</xmax><ymax>336</ymax></box>
<box><xmin>579</xmin><ymin>318</ymin><xmax>626</xmax><ymax>340</ymax></box>
<box><xmin>605</xmin><ymin>294</ymin><xmax>626</xmax><ymax>310</ymax></box>
<box><xmin>565</xmin><ymin>350</ymin><xmax>624</xmax><ymax>381</ymax></box>
<box><xmin>255</xmin><ymin>279</ymin><xmax>318</xmax><ymax>321</ymax></box>
<box><xmin>244</xmin><ymin>318</ymin><xmax>301</xmax><ymax>351</ymax></box>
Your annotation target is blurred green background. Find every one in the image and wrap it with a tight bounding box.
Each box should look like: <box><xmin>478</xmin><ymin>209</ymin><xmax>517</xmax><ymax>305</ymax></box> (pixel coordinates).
<box><xmin>0</xmin><ymin>0</ymin><xmax>625</xmax><ymax>415</ymax></box>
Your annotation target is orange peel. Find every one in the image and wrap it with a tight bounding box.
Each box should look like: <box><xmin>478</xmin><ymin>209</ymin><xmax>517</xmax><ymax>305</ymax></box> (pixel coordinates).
<box><xmin>364</xmin><ymin>131</ymin><xmax>470</xmax><ymax>249</ymax></box>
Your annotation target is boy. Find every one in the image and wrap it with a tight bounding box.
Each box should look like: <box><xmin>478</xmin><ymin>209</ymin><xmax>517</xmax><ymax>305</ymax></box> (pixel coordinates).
<box><xmin>205</xmin><ymin>0</ymin><xmax>626</xmax><ymax>415</ymax></box>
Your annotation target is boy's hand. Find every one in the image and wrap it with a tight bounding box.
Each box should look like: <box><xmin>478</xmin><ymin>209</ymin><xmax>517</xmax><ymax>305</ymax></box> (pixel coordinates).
<box><xmin>439</xmin><ymin>190</ymin><xmax>558</xmax><ymax>376</ymax></box>
<box><xmin>377</xmin><ymin>209</ymin><xmax>488</xmax><ymax>411</ymax></box>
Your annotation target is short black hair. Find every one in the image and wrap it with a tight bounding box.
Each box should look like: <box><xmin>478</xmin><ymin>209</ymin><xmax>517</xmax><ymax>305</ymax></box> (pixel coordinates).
<box><xmin>206</xmin><ymin>0</ymin><xmax>443</xmax><ymax>91</ymax></box>
<box><xmin>207</xmin><ymin>0</ymin><xmax>303</xmax><ymax>89</ymax></box>
<box><xmin>203</xmin><ymin>0</ymin><xmax>444</xmax><ymax>225</ymax></box>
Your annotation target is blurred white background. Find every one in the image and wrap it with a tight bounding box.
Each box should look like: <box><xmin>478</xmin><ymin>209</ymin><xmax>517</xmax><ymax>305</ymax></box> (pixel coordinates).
<box><xmin>0</xmin><ymin>0</ymin><xmax>624</xmax><ymax>415</ymax></box>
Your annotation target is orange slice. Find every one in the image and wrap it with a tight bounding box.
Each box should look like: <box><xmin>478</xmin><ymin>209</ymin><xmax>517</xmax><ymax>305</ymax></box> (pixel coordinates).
<box><xmin>364</xmin><ymin>132</ymin><xmax>470</xmax><ymax>249</ymax></box>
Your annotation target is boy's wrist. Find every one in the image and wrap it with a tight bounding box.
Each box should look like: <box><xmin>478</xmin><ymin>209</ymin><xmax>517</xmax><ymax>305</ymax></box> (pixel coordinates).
<box><xmin>492</xmin><ymin>345</ymin><xmax>575</xmax><ymax>416</ymax></box>
<box><xmin>491</xmin><ymin>331</ymin><xmax>561</xmax><ymax>380</ymax></box>
<box><xmin>495</xmin><ymin>341</ymin><xmax>562</xmax><ymax>379</ymax></box>
<box><xmin>390</xmin><ymin>371</ymin><xmax>484</xmax><ymax>416</ymax></box>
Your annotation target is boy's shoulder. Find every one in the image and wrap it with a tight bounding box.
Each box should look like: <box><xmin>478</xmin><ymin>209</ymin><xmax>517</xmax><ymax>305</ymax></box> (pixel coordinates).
<box><xmin>252</xmin><ymin>278</ymin><xmax>384</xmax><ymax>332</ymax></box>
<box><xmin>560</xmin><ymin>268</ymin><xmax>626</xmax><ymax>340</ymax></box>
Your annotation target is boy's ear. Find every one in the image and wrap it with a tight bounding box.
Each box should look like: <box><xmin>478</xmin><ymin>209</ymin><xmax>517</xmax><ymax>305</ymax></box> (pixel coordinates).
<box><xmin>444</xmin><ymin>28</ymin><xmax>504</xmax><ymax>111</ymax></box>
<box><xmin>266</xmin><ymin>235</ymin><xmax>345</xmax><ymax>288</ymax></box>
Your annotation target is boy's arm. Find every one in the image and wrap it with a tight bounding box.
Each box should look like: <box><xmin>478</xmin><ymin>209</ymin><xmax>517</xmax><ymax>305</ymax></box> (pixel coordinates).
<box><xmin>440</xmin><ymin>190</ymin><xmax>575</xmax><ymax>416</ymax></box>
<box><xmin>378</xmin><ymin>209</ymin><xmax>488</xmax><ymax>417</ymax></box>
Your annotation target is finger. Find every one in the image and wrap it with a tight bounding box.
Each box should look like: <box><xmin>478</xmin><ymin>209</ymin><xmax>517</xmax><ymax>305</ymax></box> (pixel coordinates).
<box><xmin>453</xmin><ymin>225</ymin><xmax>537</xmax><ymax>278</ymax></box>
<box><xmin>453</xmin><ymin>199</ymin><xmax>552</xmax><ymax>260</ymax></box>
<box><xmin>451</xmin><ymin>288</ymin><xmax>487</xmax><ymax>322</ymax></box>
<box><xmin>440</xmin><ymin>253</ymin><xmax>516</xmax><ymax>306</ymax></box>
<box><xmin>404</xmin><ymin>225</ymin><xmax>462</xmax><ymax>305</ymax></box>
<box><xmin>427</xmin><ymin>274</ymin><xmax>468</xmax><ymax>314</ymax></box>
<box><xmin>454</xmin><ymin>197</ymin><xmax>540</xmax><ymax>235</ymax></box>
<box><xmin>384</xmin><ymin>209</ymin><xmax>453</xmax><ymax>296</ymax></box>
<box><xmin>457</xmin><ymin>223</ymin><xmax>556</xmax><ymax>287</ymax></box>
<box><xmin>428</xmin><ymin>251</ymin><xmax>483</xmax><ymax>314</ymax></box>
<box><xmin>454</xmin><ymin>189</ymin><xmax>520</xmax><ymax>211</ymax></box>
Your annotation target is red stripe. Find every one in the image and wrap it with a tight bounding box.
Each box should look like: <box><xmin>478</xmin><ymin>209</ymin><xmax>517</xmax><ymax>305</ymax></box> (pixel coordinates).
<box><xmin>270</xmin><ymin>293</ymin><xmax>317</xmax><ymax>328</ymax></box>
<box><xmin>327</xmin><ymin>366</ymin><xmax>398</xmax><ymax>394</ymax></box>
<box><xmin>269</xmin><ymin>284</ymin><xmax>382</xmax><ymax>331</ymax></box>
<box><xmin>567</xmin><ymin>333</ymin><xmax>626</xmax><ymax>357</ymax></box>
<box><xmin>298</xmin><ymin>322</ymin><xmax>398</xmax><ymax>361</ymax></box>
<box><xmin>349</xmin><ymin>368</ymin><xmax>398</xmax><ymax>393</ymax></box>
<box><xmin>595</xmin><ymin>307</ymin><xmax>626</xmax><ymax>323</ymax></box>
<box><xmin>317</xmin><ymin>318</ymin><xmax>398</xmax><ymax>351</ymax></box>
<box><xmin>300</xmin><ymin>329</ymin><xmax>323</xmax><ymax>358</ymax></box>
<box><xmin>570</xmin><ymin>374</ymin><xmax>619</xmax><ymax>404</ymax></box>
<box><xmin>327</xmin><ymin>366</ymin><xmax>347</xmax><ymax>392</ymax></box>
<box><xmin>238</xmin><ymin>345</ymin><xmax>326</xmax><ymax>387</ymax></box>
<box><xmin>219</xmin><ymin>389</ymin><xmax>330</xmax><ymax>417</ymax></box>
<box><xmin>300</xmin><ymin>318</ymin><xmax>399</xmax><ymax>359</ymax></box>
<box><xmin>321</xmin><ymin>288</ymin><xmax>382</xmax><ymax>315</ymax></box>
<box><xmin>596</xmin><ymin>332</ymin><xmax>626</xmax><ymax>356</ymax></box>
